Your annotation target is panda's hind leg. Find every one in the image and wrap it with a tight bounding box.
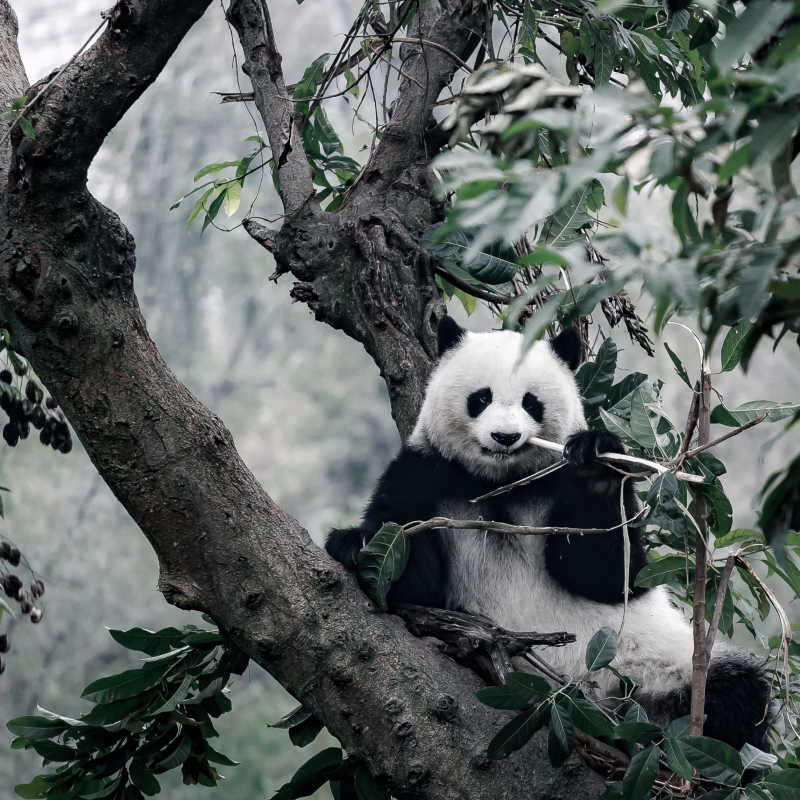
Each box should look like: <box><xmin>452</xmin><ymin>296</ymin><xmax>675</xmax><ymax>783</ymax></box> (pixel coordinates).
<box><xmin>704</xmin><ymin>655</ymin><xmax>771</xmax><ymax>749</ymax></box>
<box><xmin>638</xmin><ymin>654</ymin><xmax>770</xmax><ymax>749</ymax></box>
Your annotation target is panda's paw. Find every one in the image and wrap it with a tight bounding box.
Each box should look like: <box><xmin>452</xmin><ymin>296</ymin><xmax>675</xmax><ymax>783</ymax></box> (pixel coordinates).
<box><xmin>325</xmin><ymin>527</ymin><xmax>367</xmax><ymax>569</ymax></box>
<box><xmin>564</xmin><ymin>430</ymin><xmax>624</xmax><ymax>466</ymax></box>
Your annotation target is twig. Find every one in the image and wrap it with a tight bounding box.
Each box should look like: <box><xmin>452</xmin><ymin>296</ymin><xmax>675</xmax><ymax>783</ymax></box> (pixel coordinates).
<box><xmin>470</xmin><ymin>459</ymin><xmax>568</xmax><ymax>502</ymax></box>
<box><xmin>677</xmin><ymin>381</ymin><xmax>700</xmax><ymax>459</ymax></box>
<box><xmin>433</xmin><ymin>266</ymin><xmax>514</xmax><ymax>305</ymax></box>
<box><xmin>705</xmin><ymin>550</ymin><xmax>737</xmax><ymax>654</ymax></box>
<box><xmin>402</xmin><ymin>511</ymin><xmax>648</xmax><ymax>538</ymax></box>
<box><xmin>689</xmin><ymin>369</ymin><xmax>712</xmax><ymax>737</ymax></box>
<box><xmin>386</xmin><ymin>36</ymin><xmax>473</xmax><ymax>73</ymax></box>
<box><xmin>674</xmin><ymin>414</ymin><xmax>767</xmax><ymax>463</ymax></box>
<box><xmin>526</xmin><ymin>435</ymin><xmax>705</xmax><ymax>484</ymax></box>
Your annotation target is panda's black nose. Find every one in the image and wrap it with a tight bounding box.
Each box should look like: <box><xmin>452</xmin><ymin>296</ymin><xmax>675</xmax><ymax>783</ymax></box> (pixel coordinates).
<box><xmin>491</xmin><ymin>432</ymin><xmax>521</xmax><ymax>447</ymax></box>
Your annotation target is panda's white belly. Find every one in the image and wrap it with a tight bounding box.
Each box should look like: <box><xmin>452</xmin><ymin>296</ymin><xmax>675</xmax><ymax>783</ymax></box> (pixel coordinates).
<box><xmin>439</xmin><ymin>498</ymin><xmax>694</xmax><ymax>696</ymax></box>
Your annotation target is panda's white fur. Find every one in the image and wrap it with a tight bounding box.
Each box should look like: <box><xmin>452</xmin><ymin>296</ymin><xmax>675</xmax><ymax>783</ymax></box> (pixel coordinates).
<box><xmin>327</xmin><ymin>317</ymin><xmax>769</xmax><ymax>747</ymax></box>
<box><xmin>409</xmin><ymin>328</ymin><xmax>693</xmax><ymax>700</ymax></box>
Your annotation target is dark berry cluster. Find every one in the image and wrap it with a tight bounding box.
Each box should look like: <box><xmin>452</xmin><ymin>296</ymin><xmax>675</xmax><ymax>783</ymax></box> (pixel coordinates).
<box><xmin>0</xmin><ymin>539</ymin><xmax>45</xmax><ymax>675</ymax></box>
<box><xmin>0</xmin><ymin>360</ymin><xmax>72</xmax><ymax>453</ymax></box>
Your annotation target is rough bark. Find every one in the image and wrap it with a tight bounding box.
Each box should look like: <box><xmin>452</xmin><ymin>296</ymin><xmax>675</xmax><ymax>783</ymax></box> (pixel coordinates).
<box><xmin>0</xmin><ymin>1</ymin><xmax>606</xmax><ymax>797</ymax></box>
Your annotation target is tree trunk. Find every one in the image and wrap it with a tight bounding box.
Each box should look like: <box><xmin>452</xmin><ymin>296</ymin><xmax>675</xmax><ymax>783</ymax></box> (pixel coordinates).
<box><xmin>0</xmin><ymin>2</ymin><xmax>605</xmax><ymax>797</ymax></box>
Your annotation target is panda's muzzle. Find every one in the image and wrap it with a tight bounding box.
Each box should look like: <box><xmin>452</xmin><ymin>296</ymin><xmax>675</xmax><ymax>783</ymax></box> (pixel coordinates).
<box><xmin>490</xmin><ymin>431</ymin><xmax>521</xmax><ymax>447</ymax></box>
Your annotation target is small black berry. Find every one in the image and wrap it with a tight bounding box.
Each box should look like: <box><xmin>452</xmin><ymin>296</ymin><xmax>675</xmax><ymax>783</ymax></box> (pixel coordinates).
<box><xmin>39</xmin><ymin>428</ymin><xmax>51</xmax><ymax>446</ymax></box>
<box><xmin>2</xmin><ymin>422</ymin><xmax>19</xmax><ymax>447</ymax></box>
<box><xmin>0</xmin><ymin>542</ymin><xmax>10</xmax><ymax>559</ymax></box>
<box><xmin>0</xmin><ymin>634</ymin><xmax>8</xmax><ymax>652</ymax></box>
<box><xmin>31</xmin><ymin>579</ymin><xmax>45</xmax><ymax>598</ymax></box>
<box><xmin>20</xmin><ymin>599</ymin><xmax>32</xmax><ymax>615</ymax></box>
<box><xmin>31</xmin><ymin>406</ymin><xmax>45</xmax><ymax>429</ymax></box>
<box><xmin>2</xmin><ymin>574</ymin><xmax>22</xmax><ymax>598</ymax></box>
<box><xmin>0</xmin><ymin>370</ymin><xmax>11</xmax><ymax>384</ymax></box>
<box><xmin>45</xmin><ymin>396</ymin><xmax>58</xmax><ymax>409</ymax></box>
<box><xmin>13</xmin><ymin>361</ymin><xmax>27</xmax><ymax>376</ymax></box>
<box><xmin>59</xmin><ymin>438</ymin><xmax>72</xmax><ymax>454</ymax></box>
<box><xmin>0</xmin><ymin>392</ymin><xmax>10</xmax><ymax>413</ymax></box>
<box><xmin>30</xmin><ymin>607</ymin><xmax>43</xmax><ymax>624</ymax></box>
<box><xmin>7</xmin><ymin>547</ymin><xmax>20</xmax><ymax>567</ymax></box>
<box><xmin>25</xmin><ymin>380</ymin><xmax>42</xmax><ymax>404</ymax></box>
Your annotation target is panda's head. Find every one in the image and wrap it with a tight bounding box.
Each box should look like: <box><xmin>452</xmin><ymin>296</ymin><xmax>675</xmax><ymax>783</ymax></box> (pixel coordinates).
<box><xmin>408</xmin><ymin>316</ymin><xmax>587</xmax><ymax>480</ymax></box>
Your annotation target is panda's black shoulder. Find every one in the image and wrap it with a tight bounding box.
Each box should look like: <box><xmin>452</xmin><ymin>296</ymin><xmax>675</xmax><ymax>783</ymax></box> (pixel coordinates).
<box><xmin>365</xmin><ymin>444</ymin><xmax>487</xmax><ymax>527</ymax></box>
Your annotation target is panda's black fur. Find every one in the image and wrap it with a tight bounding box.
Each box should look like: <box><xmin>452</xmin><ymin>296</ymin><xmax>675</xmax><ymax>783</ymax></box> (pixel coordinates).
<box><xmin>327</xmin><ymin>317</ymin><xmax>769</xmax><ymax>750</ymax></box>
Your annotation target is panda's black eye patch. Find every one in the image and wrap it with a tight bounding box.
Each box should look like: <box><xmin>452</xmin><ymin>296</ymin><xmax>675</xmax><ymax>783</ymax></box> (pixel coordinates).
<box><xmin>523</xmin><ymin>392</ymin><xmax>544</xmax><ymax>422</ymax></box>
<box><xmin>467</xmin><ymin>388</ymin><xmax>492</xmax><ymax>418</ymax></box>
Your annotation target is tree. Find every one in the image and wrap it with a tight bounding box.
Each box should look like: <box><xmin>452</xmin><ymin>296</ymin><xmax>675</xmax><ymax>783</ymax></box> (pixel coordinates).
<box><xmin>1</xmin><ymin>1</ymin><xmax>798</xmax><ymax>799</ymax></box>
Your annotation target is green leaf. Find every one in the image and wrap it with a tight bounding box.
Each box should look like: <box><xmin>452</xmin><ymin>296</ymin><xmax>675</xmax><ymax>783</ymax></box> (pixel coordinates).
<box><xmin>576</xmin><ymin>338</ymin><xmax>618</xmax><ymax>410</ymax></box>
<box><xmin>270</xmin><ymin>704</ymin><xmax>313</xmax><ymax>730</ymax></box>
<box><xmin>186</xmin><ymin>187</ymin><xmax>214</xmax><ymax>230</ymax></box>
<box><xmin>81</xmin><ymin>661</ymin><xmax>171</xmax><ymax>704</ymax></box>
<box><xmin>622</xmin><ymin>744</ymin><xmax>659</xmax><ymax>800</ymax></box>
<box><xmin>568</xmin><ymin>697</ymin><xmax>614</xmax><ymax>739</ymax></box>
<box><xmin>714</xmin><ymin>528</ymin><xmax>763</xmax><ymax>548</ymax></box>
<box><xmin>663</xmin><ymin>342</ymin><xmax>692</xmax><ymax>388</ymax></box>
<box><xmin>710</xmin><ymin>401</ymin><xmax>799</xmax><ymax>427</ymax></box>
<box><xmin>604</xmin><ymin>373</ymin><xmax>648</xmax><ymax>414</ymax></box>
<box><xmin>193</xmin><ymin>161</ymin><xmax>240</xmax><ymax>182</ymax></box>
<box><xmin>739</xmin><ymin>743</ymin><xmax>777</xmax><ymax>772</ymax></box>
<box><xmin>477</xmin><ymin>679</ymin><xmax>546</xmax><ymax>710</ymax></box>
<box><xmin>547</xmin><ymin>702</ymin><xmax>574</xmax><ymax>767</ymax></box>
<box><xmin>18</xmin><ymin>116</ymin><xmax>35</xmax><ymax>139</ymax></box>
<box><xmin>720</xmin><ymin>323</ymin><xmax>754</xmax><ymax>372</ymax></box>
<box><xmin>629</xmin><ymin>389</ymin><xmax>658</xmax><ymax>449</ymax></box>
<box><xmin>130</xmin><ymin>761</ymin><xmax>160</xmax><ymax>796</ymax></box>
<box><xmin>487</xmin><ymin>705</ymin><xmax>548</xmax><ymax>760</ymax></box>
<box><xmin>718</xmin><ymin>147</ymin><xmax>749</xmax><ymax>181</ymax></box>
<box><xmin>613</xmin><ymin>175</ymin><xmax>629</xmax><ymax>215</ymax></box>
<box><xmin>585</xmin><ymin>627</ymin><xmax>618</xmax><ymax>671</ymax></box>
<box><xmin>599</xmin><ymin>407</ymin><xmax>634</xmax><ymax>442</ymax></box>
<box><xmin>107</xmin><ymin>627</ymin><xmax>185</xmax><ymax>656</ymax></box>
<box><xmin>663</xmin><ymin>736</ymin><xmax>692</xmax><ymax>780</ymax></box>
<box><xmin>714</xmin><ymin>0</ymin><xmax>794</xmax><ymax>71</ymax></box>
<box><xmin>7</xmin><ymin>716</ymin><xmax>69</xmax><ymax>739</ymax></box>
<box><xmin>635</xmin><ymin>555</ymin><xmax>688</xmax><ymax>588</ymax></box>
<box><xmin>289</xmin><ymin>714</ymin><xmax>324</xmax><ymax>747</ymax></box>
<box><xmin>223</xmin><ymin>182</ymin><xmax>241</xmax><ymax>217</ymax></box>
<box><xmin>290</xmin><ymin>747</ymin><xmax>343</xmax><ymax>795</ymax></box>
<box><xmin>613</xmin><ymin>722</ymin><xmax>662</xmax><ymax>744</ymax></box>
<box><xmin>679</xmin><ymin>736</ymin><xmax>742</xmax><ymax>784</ymax></box>
<box><xmin>356</xmin><ymin>523</ymin><xmax>410</xmax><ymax>612</ymax></box>
<box><xmin>202</xmin><ymin>189</ymin><xmax>227</xmax><ymax>232</ymax></box>
<box><xmin>14</xmin><ymin>778</ymin><xmax>50</xmax><ymax>799</ymax></box>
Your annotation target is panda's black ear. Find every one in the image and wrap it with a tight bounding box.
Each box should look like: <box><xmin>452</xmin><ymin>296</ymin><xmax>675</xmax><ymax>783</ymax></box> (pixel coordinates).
<box><xmin>437</xmin><ymin>315</ymin><xmax>466</xmax><ymax>357</ymax></box>
<box><xmin>550</xmin><ymin>327</ymin><xmax>582</xmax><ymax>371</ymax></box>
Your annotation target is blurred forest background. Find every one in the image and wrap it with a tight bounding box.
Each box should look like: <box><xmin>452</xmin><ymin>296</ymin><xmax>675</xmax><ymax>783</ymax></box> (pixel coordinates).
<box><xmin>2</xmin><ymin>1</ymin><xmax>798</xmax><ymax>797</ymax></box>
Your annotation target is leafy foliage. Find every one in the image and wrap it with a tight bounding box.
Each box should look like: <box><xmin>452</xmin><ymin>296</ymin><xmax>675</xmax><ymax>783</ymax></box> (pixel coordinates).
<box><xmin>9</xmin><ymin>625</ymin><xmax>246</xmax><ymax>799</ymax></box>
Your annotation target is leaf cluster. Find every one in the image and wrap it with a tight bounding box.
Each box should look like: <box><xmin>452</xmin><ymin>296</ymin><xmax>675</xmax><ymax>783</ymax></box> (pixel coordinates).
<box><xmin>9</xmin><ymin>624</ymin><xmax>246</xmax><ymax>799</ymax></box>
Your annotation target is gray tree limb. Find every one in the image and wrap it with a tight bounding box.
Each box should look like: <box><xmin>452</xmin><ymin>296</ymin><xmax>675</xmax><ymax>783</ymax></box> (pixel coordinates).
<box><xmin>0</xmin><ymin>2</ymin><xmax>605</xmax><ymax>797</ymax></box>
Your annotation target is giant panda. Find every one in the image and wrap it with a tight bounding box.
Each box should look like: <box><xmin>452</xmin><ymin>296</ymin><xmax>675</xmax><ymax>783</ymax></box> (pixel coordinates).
<box><xmin>327</xmin><ymin>316</ymin><xmax>769</xmax><ymax>749</ymax></box>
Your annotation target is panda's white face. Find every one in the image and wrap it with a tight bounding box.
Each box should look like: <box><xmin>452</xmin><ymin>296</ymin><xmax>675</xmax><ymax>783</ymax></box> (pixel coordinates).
<box><xmin>409</xmin><ymin>328</ymin><xmax>587</xmax><ymax>480</ymax></box>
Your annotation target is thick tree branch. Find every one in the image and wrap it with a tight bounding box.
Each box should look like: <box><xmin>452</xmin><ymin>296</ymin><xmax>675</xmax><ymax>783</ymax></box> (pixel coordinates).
<box><xmin>225</xmin><ymin>0</ymin><xmax>314</xmax><ymax>216</ymax></box>
<box><xmin>355</xmin><ymin>0</ymin><xmax>479</xmax><ymax>194</ymax></box>
<box><xmin>9</xmin><ymin>0</ymin><xmax>212</xmax><ymax>194</ymax></box>
<box><xmin>0</xmin><ymin>4</ymin><xmax>605</xmax><ymax>797</ymax></box>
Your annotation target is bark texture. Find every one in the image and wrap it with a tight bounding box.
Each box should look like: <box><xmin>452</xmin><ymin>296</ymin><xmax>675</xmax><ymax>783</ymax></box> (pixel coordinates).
<box><xmin>0</xmin><ymin>1</ymin><xmax>605</xmax><ymax>797</ymax></box>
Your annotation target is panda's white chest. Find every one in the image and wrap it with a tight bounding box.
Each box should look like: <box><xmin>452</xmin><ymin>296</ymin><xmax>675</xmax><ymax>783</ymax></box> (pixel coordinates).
<box><xmin>439</xmin><ymin>496</ymin><xmax>555</xmax><ymax>631</ymax></box>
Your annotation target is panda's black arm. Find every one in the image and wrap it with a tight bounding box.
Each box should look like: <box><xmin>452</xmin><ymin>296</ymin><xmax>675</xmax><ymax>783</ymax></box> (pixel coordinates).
<box><xmin>543</xmin><ymin>430</ymin><xmax>650</xmax><ymax>604</ymax></box>
<box><xmin>326</xmin><ymin>447</ymin><xmax>473</xmax><ymax>607</ymax></box>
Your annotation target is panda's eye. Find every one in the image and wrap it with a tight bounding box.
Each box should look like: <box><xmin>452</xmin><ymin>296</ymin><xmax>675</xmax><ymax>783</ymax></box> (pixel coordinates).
<box><xmin>467</xmin><ymin>388</ymin><xmax>492</xmax><ymax>418</ymax></box>
<box><xmin>523</xmin><ymin>392</ymin><xmax>544</xmax><ymax>422</ymax></box>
